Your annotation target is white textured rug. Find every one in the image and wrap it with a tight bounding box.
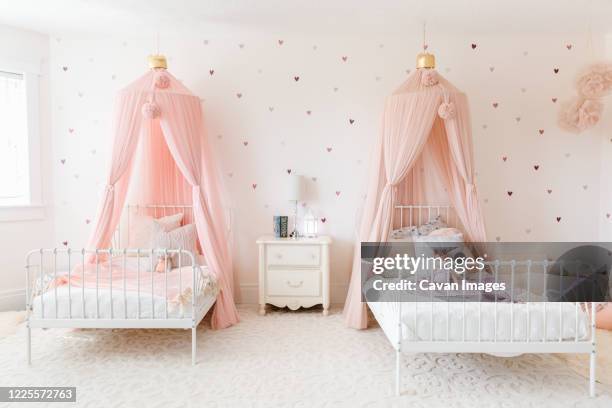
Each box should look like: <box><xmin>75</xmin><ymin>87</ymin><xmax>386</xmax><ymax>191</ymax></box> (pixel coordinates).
<box><xmin>0</xmin><ymin>306</ymin><xmax>610</xmax><ymax>408</ymax></box>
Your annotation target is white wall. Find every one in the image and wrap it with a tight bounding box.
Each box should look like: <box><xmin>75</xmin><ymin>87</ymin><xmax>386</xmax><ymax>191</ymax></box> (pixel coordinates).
<box><xmin>45</xmin><ymin>28</ymin><xmax>609</xmax><ymax>305</ymax></box>
<box><xmin>0</xmin><ymin>24</ymin><xmax>52</xmax><ymax>310</ymax></box>
<box><xmin>600</xmin><ymin>34</ymin><xmax>612</xmax><ymax>241</ymax></box>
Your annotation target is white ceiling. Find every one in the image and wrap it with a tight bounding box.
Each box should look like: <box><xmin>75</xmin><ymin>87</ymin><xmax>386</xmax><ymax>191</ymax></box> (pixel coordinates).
<box><xmin>0</xmin><ymin>0</ymin><xmax>611</xmax><ymax>37</ymax></box>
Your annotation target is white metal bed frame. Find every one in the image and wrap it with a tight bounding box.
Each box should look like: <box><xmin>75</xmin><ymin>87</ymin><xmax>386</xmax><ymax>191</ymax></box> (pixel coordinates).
<box><xmin>389</xmin><ymin>205</ymin><xmax>598</xmax><ymax>397</ymax></box>
<box><xmin>25</xmin><ymin>204</ymin><xmax>214</xmax><ymax>366</ymax></box>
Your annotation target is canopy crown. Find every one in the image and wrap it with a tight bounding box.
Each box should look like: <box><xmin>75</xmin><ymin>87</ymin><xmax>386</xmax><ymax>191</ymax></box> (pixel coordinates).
<box><xmin>148</xmin><ymin>54</ymin><xmax>167</xmax><ymax>70</ymax></box>
<box><xmin>416</xmin><ymin>52</ymin><xmax>435</xmax><ymax>69</ymax></box>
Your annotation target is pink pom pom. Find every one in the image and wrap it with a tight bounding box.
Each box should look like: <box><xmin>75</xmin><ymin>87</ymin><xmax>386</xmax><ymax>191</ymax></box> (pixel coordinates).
<box><xmin>421</xmin><ymin>69</ymin><xmax>439</xmax><ymax>86</ymax></box>
<box><xmin>154</xmin><ymin>73</ymin><xmax>170</xmax><ymax>89</ymax></box>
<box><xmin>438</xmin><ymin>102</ymin><xmax>456</xmax><ymax>119</ymax></box>
<box><xmin>141</xmin><ymin>102</ymin><xmax>161</xmax><ymax>119</ymax></box>
<box><xmin>558</xmin><ymin>97</ymin><xmax>602</xmax><ymax>133</ymax></box>
<box><xmin>576</xmin><ymin>64</ymin><xmax>612</xmax><ymax>98</ymax></box>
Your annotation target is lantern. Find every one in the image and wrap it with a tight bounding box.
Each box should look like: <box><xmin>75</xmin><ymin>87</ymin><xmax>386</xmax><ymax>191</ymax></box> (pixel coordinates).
<box><xmin>303</xmin><ymin>209</ymin><xmax>318</xmax><ymax>238</ymax></box>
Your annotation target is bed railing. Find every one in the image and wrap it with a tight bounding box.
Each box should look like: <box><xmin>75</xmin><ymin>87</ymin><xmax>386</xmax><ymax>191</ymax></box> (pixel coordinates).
<box><xmin>25</xmin><ymin>248</ymin><xmax>204</xmax><ymax>322</ymax></box>
<box><xmin>389</xmin><ymin>203</ymin><xmax>599</xmax><ymax>396</ymax></box>
<box><xmin>25</xmin><ymin>247</ymin><xmax>214</xmax><ymax>366</ymax></box>
<box><xmin>394</xmin><ymin>204</ymin><xmax>457</xmax><ymax>229</ymax></box>
<box><xmin>393</xmin><ymin>259</ymin><xmax>598</xmax><ymax>397</ymax></box>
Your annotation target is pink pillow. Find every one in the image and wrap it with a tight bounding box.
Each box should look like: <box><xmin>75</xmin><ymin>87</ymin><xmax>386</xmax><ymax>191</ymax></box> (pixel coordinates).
<box><xmin>127</xmin><ymin>212</ymin><xmax>183</xmax><ymax>254</ymax></box>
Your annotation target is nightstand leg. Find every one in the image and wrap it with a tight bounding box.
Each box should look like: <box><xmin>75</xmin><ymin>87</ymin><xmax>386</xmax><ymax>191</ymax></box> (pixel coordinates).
<box><xmin>321</xmin><ymin>244</ymin><xmax>330</xmax><ymax>316</ymax></box>
<box><xmin>259</xmin><ymin>304</ymin><xmax>266</xmax><ymax>316</ymax></box>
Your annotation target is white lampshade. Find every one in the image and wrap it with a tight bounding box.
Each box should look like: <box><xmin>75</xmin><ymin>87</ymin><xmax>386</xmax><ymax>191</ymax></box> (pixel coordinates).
<box><xmin>287</xmin><ymin>175</ymin><xmax>305</xmax><ymax>201</ymax></box>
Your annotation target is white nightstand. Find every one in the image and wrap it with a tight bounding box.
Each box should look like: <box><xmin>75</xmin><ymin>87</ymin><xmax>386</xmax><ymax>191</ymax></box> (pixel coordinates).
<box><xmin>256</xmin><ymin>235</ymin><xmax>332</xmax><ymax>316</ymax></box>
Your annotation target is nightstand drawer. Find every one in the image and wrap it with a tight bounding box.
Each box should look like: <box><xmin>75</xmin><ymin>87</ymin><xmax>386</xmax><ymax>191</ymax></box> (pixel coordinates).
<box><xmin>266</xmin><ymin>244</ymin><xmax>320</xmax><ymax>267</ymax></box>
<box><xmin>266</xmin><ymin>269</ymin><xmax>321</xmax><ymax>297</ymax></box>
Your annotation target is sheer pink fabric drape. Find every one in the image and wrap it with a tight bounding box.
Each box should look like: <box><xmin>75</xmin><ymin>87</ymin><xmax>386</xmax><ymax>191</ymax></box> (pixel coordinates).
<box><xmin>157</xmin><ymin>92</ymin><xmax>239</xmax><ymax>329</ymax></box>
<box><xmin>134</xmin><ymin>118</ymin><xmax>193</xmax><ymax>214</ymax></box>
<box><xmin>343</xmin><ymin>69</ymin><xmax>486</xmax><ymax>329</ymax></box>
<box><xmin>85</xmin><ymin>70</ymin><xmax>239</xmax><ymax>329</ymax></box>
<box><xmin>343</xmin><ymin>85</ymin><xmax>442</xmax><ymax>329</ymax></box>
<box><xmin>86</xmin><ymin>90</ymin><xmax>146</xmax><ymax>261</ymax></box>
<box><xmin>442</xmin><ymin>94</ymin><xmax>486</xmax><ymax>242</ymax></box>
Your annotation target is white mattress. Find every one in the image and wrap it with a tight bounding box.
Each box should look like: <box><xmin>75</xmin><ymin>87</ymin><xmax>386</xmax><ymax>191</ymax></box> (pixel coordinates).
<box><xmin>368</xmin><ymin>301</ymin><xmax>590</xmax><ymax>346</ymax></box>
<box><xmin>31</xmin><ymin>286</ymin><xmax>215</xmax><ymax>319</ymax></box>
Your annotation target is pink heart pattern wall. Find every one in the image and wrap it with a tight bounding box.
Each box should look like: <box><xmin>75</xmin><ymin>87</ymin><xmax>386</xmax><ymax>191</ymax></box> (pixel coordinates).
<box><xmin>50</xmin><ymin>33</ymin><xmax>611</xmax><ymax>301</ymax></box>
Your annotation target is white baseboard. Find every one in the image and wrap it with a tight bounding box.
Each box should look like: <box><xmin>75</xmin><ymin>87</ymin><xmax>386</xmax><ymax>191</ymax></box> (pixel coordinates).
<box><xmin>237</xmin><ymin>283</ymin><xmax>258</xmax><ymax>304</ymax></box>
<box><xmin>236</xmin><ymin>283</ymin><xmax>348</xmax><ymax>304</ymax></box>
<box><xmin>0</xmin><ymin>288</ymin><xmax>26</xmax><ymax>311</ymax></box>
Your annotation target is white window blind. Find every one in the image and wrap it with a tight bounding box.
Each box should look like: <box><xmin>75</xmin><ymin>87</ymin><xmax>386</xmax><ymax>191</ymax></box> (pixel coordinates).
<box><xmin>0</xmin><ymin>70</ymin><xmax>30</xmax><ymax>205</ymax></box>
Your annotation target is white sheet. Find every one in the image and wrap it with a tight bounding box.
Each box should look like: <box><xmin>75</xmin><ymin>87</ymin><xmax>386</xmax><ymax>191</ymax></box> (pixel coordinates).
<box><xmin>368</xmin><ymin>301</ymin><xmax>590</xmax><ymax>346</ymax></box>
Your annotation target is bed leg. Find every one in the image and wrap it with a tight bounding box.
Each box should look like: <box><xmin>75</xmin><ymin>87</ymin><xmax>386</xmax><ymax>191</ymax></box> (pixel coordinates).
<box><xmin>396</xmin><ymin>301</ymin><xmax>402</xmax><ymax>397</ymax></box>
<box><xmin>589</xmin><ymin>348</ymin><xmax>596</xmax><ymax>397</ymax></box>
<box><xmin>589</xmin><ymin>302</ymin><xmax>596</xmax><ymax>397</ymax></box>
<box><xmin>191</xmin><ymin>326</ymin><xmax>197</xmax><ymax>366</ymax></box>
<box><xmin>395</xmin><ymin>348</ymin><xmax>400</xmax><ymax>396</ymax></box>
<box><xmin>26</xmin><ymin>325</ymin><xmax>31</xmax><ymax>365</ymax></box>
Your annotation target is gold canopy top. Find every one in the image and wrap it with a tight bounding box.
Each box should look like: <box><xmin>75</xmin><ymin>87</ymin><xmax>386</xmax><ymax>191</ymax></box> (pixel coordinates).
<box><xmin>416</xmin><ymin>52</ymin><xmax>435</xmax><ymax>69</ymax></box>
<box><xmin>148</xmin><ymin>54</ymin><xmax>167</xmax><ymax>69</ymax></box>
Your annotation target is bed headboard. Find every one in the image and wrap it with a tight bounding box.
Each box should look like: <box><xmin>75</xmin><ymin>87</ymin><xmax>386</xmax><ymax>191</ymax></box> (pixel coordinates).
<box><xmin>394</xmin><ymin>204</ymin><xmax>457</xmax><ymax>228</ymax></box>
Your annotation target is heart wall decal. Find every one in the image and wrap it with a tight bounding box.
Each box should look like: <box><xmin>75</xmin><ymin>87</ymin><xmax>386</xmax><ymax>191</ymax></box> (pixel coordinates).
<box><xmin>49</xmin><ymin>32</ymin><xmax>604</xmax><ymax>280</ymax></box>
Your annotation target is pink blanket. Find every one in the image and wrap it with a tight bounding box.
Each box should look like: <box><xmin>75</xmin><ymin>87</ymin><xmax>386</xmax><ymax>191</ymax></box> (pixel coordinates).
<box><xmin>43</xmin><ymin>257</ymin><xmax>217</xmax><ymax>305</ymax></box>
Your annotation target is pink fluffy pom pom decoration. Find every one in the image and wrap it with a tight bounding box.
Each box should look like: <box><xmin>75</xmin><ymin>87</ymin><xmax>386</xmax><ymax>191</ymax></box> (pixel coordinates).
<box><xmin>558</xmin><ymin>97</ymin><xmax>603</xmax><ymax>133</ymax></box>
<box><xmin>141</xmin><ymin>101</ymin><xmax>161</xmax><ymax>119</ymax></box>
<box><xmin>438</xmin><ymin>102</ymin><xmax>456</xmax><ymax>119</ymax></box>
<box><xmin>154</xmin><ymin>73</ymin><xmax>171</xmax><ymax>89</ymax></box>
<box><xmin>575</xmin><ymin>63</ymin><xmax>612</xmax><ymax>99</ymax></box>
<box><xmin>421</xmin><ymin>69</ymin><xmax>439</xmax><ymax>86</ymax></box>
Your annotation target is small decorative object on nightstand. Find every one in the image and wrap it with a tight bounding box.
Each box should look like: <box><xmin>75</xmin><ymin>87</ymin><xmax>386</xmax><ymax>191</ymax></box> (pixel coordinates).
<box><xmin>303</xmin><ymin>209</ymin><xmax>318</xmax><ymax>238</ymax></box>
<box><xmin>256</xmin><ymin>235</ymin><xmax>331</xmax><ymax>316</ymax></box>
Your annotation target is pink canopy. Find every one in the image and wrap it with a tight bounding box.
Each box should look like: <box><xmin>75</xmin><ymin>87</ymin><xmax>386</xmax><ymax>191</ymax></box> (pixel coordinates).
<box><xmin>86</xmin><ymin>68</ymin><xmax>239</xmax><ymax>329</ymax></box>
<box><xmin>343</xmin><ymin>68</ymin><xmax>487</xmax><ymax>329</ymax></box>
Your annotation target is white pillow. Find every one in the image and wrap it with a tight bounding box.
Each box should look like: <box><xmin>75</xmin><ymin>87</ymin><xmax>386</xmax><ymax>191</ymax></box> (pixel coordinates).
<box><xmin>426</xmin><ymin>227</ymin><xmax>464</xmax><ymax>241</ymax></box>
<box><xmin>417</xmin><ymin>215</ymin><xmax>448</xmax><ymax>236</ymax></box>
<box><xmin>390</xmin><ymin>226</ymin><xmax>418</xmax><ymax>239</ymax></box>
<box><xmin>127</xmin><ymin>212</ymin><xmax>183</xmax><ymax>255</ymax></box>
<box><xmin>150</xmin><ymin>223</ymin><xmax>199</xmax><ymax>268</ymax></box>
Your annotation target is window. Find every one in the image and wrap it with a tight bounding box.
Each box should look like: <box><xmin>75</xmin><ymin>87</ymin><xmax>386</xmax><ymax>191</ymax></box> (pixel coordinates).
<box><xmin>0</xmin><ymin>60</ymin><xmax>43</xmax><ymax>221</ymax></box>
<box><xmin>0</xmin><ymin>70</ymin><xmax>30</xmax><ymax>205</ymax></box>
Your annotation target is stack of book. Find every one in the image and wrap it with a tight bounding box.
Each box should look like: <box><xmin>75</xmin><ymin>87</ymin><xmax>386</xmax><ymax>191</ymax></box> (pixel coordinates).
<box><xmin>273</xmin><ymin>216</ymin><xmax>289</xmax><ymax>238</ymax></box>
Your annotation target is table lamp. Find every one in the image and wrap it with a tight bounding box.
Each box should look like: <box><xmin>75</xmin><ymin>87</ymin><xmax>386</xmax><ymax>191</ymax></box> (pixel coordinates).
<box><xmin>287</xmin><ymin>175</ymin><xmax>304</xmax><ymax>239</ymax></box>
